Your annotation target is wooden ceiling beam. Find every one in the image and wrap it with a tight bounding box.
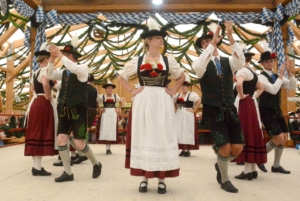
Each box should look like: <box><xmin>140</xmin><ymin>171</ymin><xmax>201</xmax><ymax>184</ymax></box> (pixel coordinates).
<box><xmin>23</xmin><ymin>0</ymin><xmax>41</xmax><ymax>9</ymax></box>
<box><xmin>6</xmin><ymin>55</ymin><xmax>31</xmax><ymax>83</ymax></box>
<box><xmin>43</xmin><ymin>4</ymin><xmax>273</xmax><ymax>13</ymax></box>
<box><xmin>0</xmin><ymin>19</ymin><xmax>24</xmax><ymax>47</ymax></box>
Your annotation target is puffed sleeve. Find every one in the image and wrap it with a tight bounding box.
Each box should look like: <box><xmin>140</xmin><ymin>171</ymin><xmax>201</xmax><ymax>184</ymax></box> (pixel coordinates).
<box><xmin>115</xmin><ymin>94</ymin><xmax>121</xmax><ymax>102</ymax></box>
<box><xmin>37</xmin><ymin>68</ymin><xmax>48</xmax><ymax>83</ymax></box>
<box><xmin>236</xmin><ymin>68</ymin><xmax>253</xmax><ymax>81</ymax></box>
<box><xmin>118</xmin><ymin>57</ymin><xmax>139</xmax><ymax>81</ymax></box>
<box><xmin>189</xmin><ymin>92</ymin><xmax>200</xmax><ymax>102</ymax></box>
<box><xmin>97</xmin><ymin>94</ymin><xmax>103</xmax><ymax>104</ymax></box>
<box><xmin>167</xmin><ymin>56</ymin><xmax>184</xmax><ymax>79</ymax></box>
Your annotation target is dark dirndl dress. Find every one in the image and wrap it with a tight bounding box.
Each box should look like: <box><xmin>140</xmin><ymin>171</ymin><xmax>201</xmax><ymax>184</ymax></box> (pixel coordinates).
<box><xmin>233</xmin><ymin>68</ymin><xmax>267</xmax><ymax>163</ymax></box>
<box><xmin>24</xmin><ymin>69</ymin><xmax>56</xmax><ymax>156</ymax></box>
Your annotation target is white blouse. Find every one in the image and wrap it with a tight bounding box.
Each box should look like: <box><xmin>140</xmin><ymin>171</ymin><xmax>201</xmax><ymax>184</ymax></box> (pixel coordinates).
<box><xmin>235</xmin><ymin>66</ymin><xmax>255</xmax><ymax>81</ymax></box>
<box><xmin>118</xmin><ymin>55</ymin><xmax>184</xmax><ymax>81</ymax></box>
<box><xmin>173</xmin><ymin>92</ymin><xmax>200</xmax><ymax>103</ymax></box>
<box><xmin>30</xmin><ymin>68</ymin><xmax>47</xmax><ymax>84</ymax></box>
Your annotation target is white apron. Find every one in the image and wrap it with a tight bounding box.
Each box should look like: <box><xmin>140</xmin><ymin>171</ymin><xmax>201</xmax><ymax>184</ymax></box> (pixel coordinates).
<box><xmin>99</xmin><ymin>108</ymin><xmax>117</xmax><ymax>141</ymax></box>
<box><xmin>175</xmin><ymin>107</ymin><xmax>195</xmax><ymax>145</ymax></box>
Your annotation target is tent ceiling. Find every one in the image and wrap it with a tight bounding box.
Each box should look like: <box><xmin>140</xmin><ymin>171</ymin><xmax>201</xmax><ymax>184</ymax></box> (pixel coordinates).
<box><xmin>24</xmin><ymin>0</ymin><xmax>289</xmax><ymax>13</ymax></box>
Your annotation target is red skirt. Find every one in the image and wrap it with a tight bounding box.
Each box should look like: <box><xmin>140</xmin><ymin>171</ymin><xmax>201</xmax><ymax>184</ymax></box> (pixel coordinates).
<box><xmin>96</xmin><ymin>115</ymin><xmax>118</xmax><ymax>144</ymax></box>
<box><xmin>179</xmin><ymin>115</ymin><xmax>200</xmax><ymax>150</ymax></box>
<box><xmin>233</xmin><ymin>96</ymin><xmax>267</xmax><ymax>163</ymax></box>
<box><xmin>24</xmin><ymin>96</ymin><xmax>56</xmax><ymax>156</ymax></box>
<box><xmin>125</xmin><ymin>107</ymin><xmax>179</xmax><ymax>179</ymax></box>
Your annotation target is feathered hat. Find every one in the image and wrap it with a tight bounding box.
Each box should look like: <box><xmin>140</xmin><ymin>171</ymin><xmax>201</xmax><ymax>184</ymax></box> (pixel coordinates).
<box><xmin>258</xmin><ymin>40</ymin><xmax>277</xmax><ymax>63</ymax></box>
<box><xmin>182</xmin><ymin>72</ymin><xmax>191</xmax><ymax>86</ymax></box>
<box><xmin>239</xmin><ymin>41</ymin><xmax>255</xmax><ymax>58</ymax></box>
<box><xmin>140</xmin><ymin>17</ymin><xmax>167</xmax><ymax>39</ymax></box>
<box><xmin>34</xmin><ymin>42</ymin><xmax>50</xmax><ymax>57</ymax></box>
<box><xmin>60</xmin><ymin>34</ymin><xmax>82</xmax><ymax>58</ymax></box>
<box><xmin>195</xmin><ymin>23</ymin><xmax>222</xmax><ymax>49</ymax></box>
<box><xmin>102</xmin><ymin>78</ymin><xmax>116</xmax><ymax>89</ymax></box>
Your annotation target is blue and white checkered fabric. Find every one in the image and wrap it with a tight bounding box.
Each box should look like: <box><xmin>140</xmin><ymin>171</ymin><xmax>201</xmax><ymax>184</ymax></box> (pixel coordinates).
<box><xmin>261</xmin><ymin>7</ymin><xmax>274</xmax><ymax>24</ymax></box>
<box><xmin>274</xmin><ymin>4</ymin><xmax>285</xmax><ymax>21</ymax></box>
<box><xmin>285</xmin><ymin>0</ymin><xmax>300</xmax><ymax>16</ymax></box>
<box><xmin>24</xmin><ymin>28</ymin><xmax>31</xmax><ymax>48</ymax></box>
<box><xmin>287</xmin><ymin>25</ymin><xmax>295</xmax><ymax>46</ymax></box>
<box><xmin>102</xmin><ymin>12</ymin><xmax>153</xmax><ymax>24</ymax></box>
<box><xmin>58</xmin><ymin>12</ymin><xmax>100</xmax><ymax>25</ymax></box>
<box><xmin>267</xmin><ymin>31</ymin><xmax>275</xmax><ymax>52</ymax></box>
<box><xmin>12</xmin><ymin>0</ymin><xmax>34</xmax><ymax>18</ymax></box>
<box><xmin>160</xmin><ymin>12</ymin><xmax>212</xmax><ymax>24</ymax></box>
<box><xmin>36</xmin><ymin>6</ymin><xmax>44</xmax><ymax>23</ymax></box>
<box><xmin>274</xmin><ymin>21</ymin><xmax>285</xmax><ymax>67</ymax></box>
<box><xmin>215</xmin><ymin>12</ymin><xmax>261</xmax><ymax>24</ymax></box>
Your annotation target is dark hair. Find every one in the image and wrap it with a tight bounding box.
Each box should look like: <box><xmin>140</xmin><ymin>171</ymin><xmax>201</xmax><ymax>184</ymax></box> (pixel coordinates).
<box><xmin>245</xmin><ymin>57</ymin><xmax>252</xmax><ymax>63</ymax></box>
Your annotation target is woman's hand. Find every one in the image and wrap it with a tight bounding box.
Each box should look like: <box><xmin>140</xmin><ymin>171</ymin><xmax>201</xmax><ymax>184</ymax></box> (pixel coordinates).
<box><xmin>239</xmin><ymin>93</ymin><xmax>249</xmax><ymax>100</ymax></box>
<box><xmin>101</xmin><ymin>108</ymin><xmax>106</xmax><ymax>113</ymax></box>
<box><xmin>130</xmin><ymin>87</ymin><xmax>144</xmax><ymax>96</ymax></box>
<box><xmin>165</xmin><ymin>88</ymin><xmax>176</xmax><ymax>96</ymax></box>
<box><xmin>115</xmin><ymin>108</ymin><xmax>121</xmax><ymax>114</ymax></box>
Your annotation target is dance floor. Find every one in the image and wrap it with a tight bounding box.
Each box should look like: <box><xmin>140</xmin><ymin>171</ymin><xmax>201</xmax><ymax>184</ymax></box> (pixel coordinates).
<box><xmin>0</xmin><ymin>144</ymin><xmax>298</xmax><ymax>201</ymax></box>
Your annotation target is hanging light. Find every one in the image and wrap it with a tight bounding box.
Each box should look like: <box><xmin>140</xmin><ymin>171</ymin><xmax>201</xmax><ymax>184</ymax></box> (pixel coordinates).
<box><xmin>152</xmin><ymin>0</ymin><xmax>163</xmax><ymax>5</ymax></box>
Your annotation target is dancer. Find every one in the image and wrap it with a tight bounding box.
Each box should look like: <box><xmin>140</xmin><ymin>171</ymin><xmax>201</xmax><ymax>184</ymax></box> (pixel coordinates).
<box><xmin>257</xmin><ymin>49</ymin><xmax>296</xmax><ymax>174</ymax></box>
<box><xmin>233</xmin><ymin>43</ymin><xmax>267</xmax><ymax>180</ymax></box>
<box><xmin>47</xmin><ymin>36</ymin><xmax>102</xmax><ymax>182</ymax></box>
<box><xmin>192</xmin><ymin>22</ymin><xmax>245</xmax><ymax>193</ymax></box>
<box><xmin>118</xmin><ymin>17</ymin><xmax>185</xmax><ymax>194</ymax></box>
<box><xmin>25</xmin><ymin>43</ymin><xmax>57</xmax><ymax>176</ymax></box>
<box><xmin>174</xmin><ymin>73</ymin><xmax>201</xmax><ymax>157</ymax></box>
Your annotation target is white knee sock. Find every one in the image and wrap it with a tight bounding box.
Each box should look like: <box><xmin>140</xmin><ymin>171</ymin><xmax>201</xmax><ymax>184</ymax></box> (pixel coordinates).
<box><xmin>106</xmin><ymin>144</ymin><xmax>111</xmax><ymax>150</ymax></box>
<box><xmin>251</xmin><ymin>163</ymin><xmax>256</xmax><ymax>172</ymax></box>
<box><xmin>33</xmin><ymin>156</ymin><xmax>42</xmax><ymax>170</ymax></box>
<box><xmin>244</xmin><ymin>163</ymin><xmax>252</xmax><ymax>174</ymax></box>
<box><xmin>140</xmin><ymin>177</ymin><xmax>148</xmax><ymax>187</ymax></box>
<box><xmin>158</xmin><ymin>179</ymin><xmax>165</xmax><ymax>188</ymax></box>
<box><xmin>71</xmin><ymin>151</ymin><xmax>76</xmax><ymax>157</ymax></box>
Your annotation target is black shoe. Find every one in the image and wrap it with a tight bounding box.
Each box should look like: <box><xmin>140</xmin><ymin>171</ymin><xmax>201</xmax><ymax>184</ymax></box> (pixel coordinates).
<box><xmin>73</xmin><ymin>156</ymin><xmax>88</xmax><ymax>164</ymax></box>
<box><xmin>236</xmin><ymin>162</ymin><xmax>244</xmax><ymax>165</ymax></box>
<box><xmin>271</xmin><ymin>166</ymin><xmax>291</xmax><ymax>174</ymax></box>
<box><xmin>184</xmin><ymin>151</ymin><xmax>191</xmax><ymax>157</ymax></box>
<box><xmin>32</xmin><ymin>167</ymin><xmax>52</xmax><ymax>176</ymax></box>
<box><xmin>92</xmin><ymin>162</ymin><xmax>102</xmax><ymax>178</ymax></box>
<box><xmin>55</xmin><ymin>171</ymin><xmax>74</xmax><ymax>182</ymax></box>
<box><xmin>179</xmin><ymin>150</ymin><xmax>186</xmax><ymax>156</ymax></box>
<box><xmin>108</xmin><ymin>149</ymin><xmax>112</xmax><ymax>154</ymax></box>
<box><xmin>221</xmin><ymin>181</ymin><xmax>238</xmax><ymax>193</ymax></box>
<box><xmin>235</xmin><ymin>171</ymin><xmax>253</xmax><ymax>180</ymax></box>
<box><xmin>139</xmin><ymin>181</ymin><xmax>148</xmax><ymax>193</ymax></box>
<box><xmin>106</xmin><ymin>149</ymin><xmax>112</xmax><ymax>155</ymax></box>
<box><xmin>157</xmin><ymin>182</ymin><xmax>167</xmax><ymax>194</ymax></box>
<box><xmin>53</xmin><ymin>161</ymin><xmax>73</xmax><ymax>166</ymax></box>
<box><xmin>70</xmin><ymin>153</ymin><xmax>79</xmax><ymax>161</ymax></box>
<box><xmin>252</xmin><ymin>171</ymin><xmax>258</xmax><ymax>179</ymax></box>
<box><xmin>215</xmin><ymin>163</ymin><xmax>222</xmax><ymax>185</ymax></box>
<box><xmin>257</xmin><ymin>163</ymin><xmax>267</xmax><ymax>172</ymax></box>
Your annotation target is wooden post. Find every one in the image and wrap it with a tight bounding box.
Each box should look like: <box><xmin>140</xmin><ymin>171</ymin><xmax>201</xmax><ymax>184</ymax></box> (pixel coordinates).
<box><xmin>6</xmin><ymin>42</ymin><xmax>15</xmax><ymax>114</ymax></box>
<box><xmin>288</xmin><ymin>56</ymin><xmax>296</xmax><ymax>112</ymax></box>
<box><xmin>280</xmin><ymin>23</ymin><xmax>288</xmax><ymax>116</ymax></box>
<box><xmin>0</xmin><ymin>93</ymin><xmax>3</xmax><ymax>112</ymax></box>
<box><xmin>29</xmin><ymin>27</ymin><xmax>37</xmax><ymax>100</ymax></box>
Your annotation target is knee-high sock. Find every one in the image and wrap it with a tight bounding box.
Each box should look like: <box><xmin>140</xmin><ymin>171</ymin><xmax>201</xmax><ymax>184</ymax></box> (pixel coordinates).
<box><xmin>266</xmin><ymin>140</ymin><xmax>276</xmax><ymax>153</ymax></box>
<box><xmin>217</xmin><ymin>154</ymin><xmax>230</xmax><ymax>183</ymax></box>
<box><xmin>273</xmin><ymin>145</ymin><xmax>284</xmax><ymax>168</ymax></box>
<box><xmin>106</xmin><ymin>144</ymin><xmax>111</xmax><ymax>150</ymax></box>
<box><xmin>82</xmin><ymin>144</ymin><xmax>98</xmax><ymax>166</ymax></box>
<box><xmin>140</xmin><ymin>177</ymin><xmax>148</xmax><ymax>187</ymax></box>
<box><xmin>58</xmin><ymin>145</ymin><xmax>72</xmax><ymax>175</ymax></box>
<box><xmin>158</xmin><ymin>179</ymin><xmax>165</xmax><ymax>188</ymax></box>
<box><xmin>251</xmin><ymin>163</ymin><xmax>256</xmax><ymax>172</ymax></box>
<box><xmin>244</xmin><ymin>163</ymin><xmax>252</xmax><ymax>174</ymax></box>
<box><xmin>69</xmin><ymin>136</ymin><xmax>85</xmax><ymax>157</ymax></box>
<box><xmin>229</xmin><ymin>153</ymin><xmax>238</xmax><ymax>161</ymax></box>
<box><xmin>33</xmin><ymin>156</ymin><xmax>42</xmax><ymax>170</ymax></box>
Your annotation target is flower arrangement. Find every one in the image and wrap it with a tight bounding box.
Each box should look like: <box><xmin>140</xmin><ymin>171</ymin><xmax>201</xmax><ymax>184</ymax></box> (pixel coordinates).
<box><xmin>105</xmin><ymin>99</ymin><xmax>114</xmax><ymax>103</ymax></box>
<box><xmin>140</xmin><ymin>62</ymin><xmax>164</xmax><ymax>77</ymax></box>
<box><xmin>176</xmin><ymin>98</ymin><xmax>184</xmax><ymax>103</ymax></box>
<box><xmin>207</xmin><ymin>32</ymin><xmax>213</xmax><ymax>36</ymax></box>
<box><xmin>271</xmin><ymin>53</ymin><xmax>276</xmax><ymax>58</ymax></box>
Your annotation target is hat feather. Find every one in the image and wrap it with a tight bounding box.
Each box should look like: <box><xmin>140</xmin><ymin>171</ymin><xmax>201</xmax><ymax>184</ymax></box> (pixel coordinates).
<box><xmin>239</xmin><ymin>41</ymin><xmax>247</xmax><ymax>51</ymax></box>
<box><xmin>39</xmin><ymin>42</ymin><xmax>49</xmax><ymax>51</ymax></box>
<box><xmin>209</xmin><ymin>22</ymin><xmax>218</xmax><ymax>33</ymax></box>
<box><xmin>71</xmin><ymin>34</ymin><xmax>79</xmax><ymax>48</ymax></box>
<box><xmin>148</xmin><ymin>17</ymin><xmax>160</xmax><ymax>31</ymax></box>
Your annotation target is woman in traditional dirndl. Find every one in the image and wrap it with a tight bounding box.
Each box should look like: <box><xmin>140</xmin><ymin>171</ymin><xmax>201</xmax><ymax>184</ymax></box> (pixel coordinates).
<box><xmin>174</xmin><ymin>74</ymin><xmax>201</xmax><ymax>157</ymax></box>
<box><xmin>24</xmin><ymin>43</ymin><xmax>57</xmax><ymax>176</ymax></box>
<box><xmin>232</xmin><ymin>46</ymin><xmax>267</xmax><ymax>180</ymax></box>
<box><xmin>118</xmin><ymin>17</ymin><xmax>185</xmax><ymax>194</ymax></box>
<box><xmin>97</xmin><ymin>79</ymin><xmax>122</xmax><ymax>154</ymax></box>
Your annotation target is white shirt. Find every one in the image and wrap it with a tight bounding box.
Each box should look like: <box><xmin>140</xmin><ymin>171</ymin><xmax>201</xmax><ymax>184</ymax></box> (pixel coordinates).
<box><xmin>30</xmin><ymin>67</ymin><xmax>48</xmax><ymax>84</ymax></box>
<box><xmin>46</xmin><ymin>56</ymin><xmax>88</xmax><ymax>82</ymax></box>
<box><xmin>258</xmin><ymin>69</ymin><xmax>297</xmax><ymax>95</ymax></box>
<box><xmin>192</xmin><ymin>43</ymin><xmax>245</xmax><ymax>79</ymax></box>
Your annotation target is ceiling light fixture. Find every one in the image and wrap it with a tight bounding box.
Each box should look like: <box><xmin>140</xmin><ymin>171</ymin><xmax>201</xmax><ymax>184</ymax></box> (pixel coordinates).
<box><xmin>152</xmin><ymin>0</ymin><xmax>163</xmax><ymax>5</ymax></box>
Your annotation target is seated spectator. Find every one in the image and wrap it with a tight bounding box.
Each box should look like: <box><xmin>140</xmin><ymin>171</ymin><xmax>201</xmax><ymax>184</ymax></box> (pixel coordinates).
<box><xmin>118</xmin><ymin>110</ymin><xmax>129</xmax><ymax>130</ymax></box>
<box><xmin>0</xmin><ymin>116</ymin><xmax>11</xmax><ymax>137</ymax></box>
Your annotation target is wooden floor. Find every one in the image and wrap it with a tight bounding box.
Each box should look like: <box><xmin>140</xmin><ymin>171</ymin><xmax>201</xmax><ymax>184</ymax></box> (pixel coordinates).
<box><xmin>0</xmin><ymin>144</ymin><xmax>299</xmax><ymax>201</ymax></box>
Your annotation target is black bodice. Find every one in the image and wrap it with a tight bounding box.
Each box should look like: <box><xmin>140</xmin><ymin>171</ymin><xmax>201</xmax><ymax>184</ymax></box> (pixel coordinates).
<box><xmin>103</xmin><ymin>94</ymin><xmax>116</xmax><ymax>108</ymax></box>
<box><xmin>242</xmin><ymin>68</ymin><xmax>258</xmax><ymax>96</ymax></box>
<box><xmin>176</xmin><ymin>92</ymin><xmax>194</xmax><ymax>108</ymax></box>
<box><xmin>33</xmin><ymin>69</ymin><xmax>54</xmax><ymax>94</ymax></box>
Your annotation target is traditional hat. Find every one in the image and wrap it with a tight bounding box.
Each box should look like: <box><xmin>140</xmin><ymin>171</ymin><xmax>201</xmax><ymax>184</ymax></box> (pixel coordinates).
<box><xmin>258</xmin><ymin>40</ymin><xmax>277</xmax><ymax>63</ymax></box>
<box><xmin>34</xmin><ymin>42</ymin><xmax>50</xmax><ymax>57</ymax></box>
<box><xmin>239</xmin><ymin>41</ymin><xmax>255</xmax><ymax>57</ymax></box>
<box><xmin>140</xmin><ymin>17</ymin><xmax>167</xmax><ymax>39</ymax></box>
<box><xmin>102</xmin><ymin>78</ymin><xmax>116</xmax><ymax>89</ymax></box>
<box><xmin>195</xmin><ymin>23</ymin><xmax>222</xmax><ymax>49</ymax></box>
<box><xmin>60</xmin><ymin>34</ymin><xmax>82</xmax><ymax>58</ymax></box>
<box><xmin>182</xmin><ymin>72</ymin><xmax>191</xmax><ymax>86</ymax></box>
<box><xmin>88</xmin><ymin>74</ymin><xmax>94</xmax><ymax>82</ymax></box>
